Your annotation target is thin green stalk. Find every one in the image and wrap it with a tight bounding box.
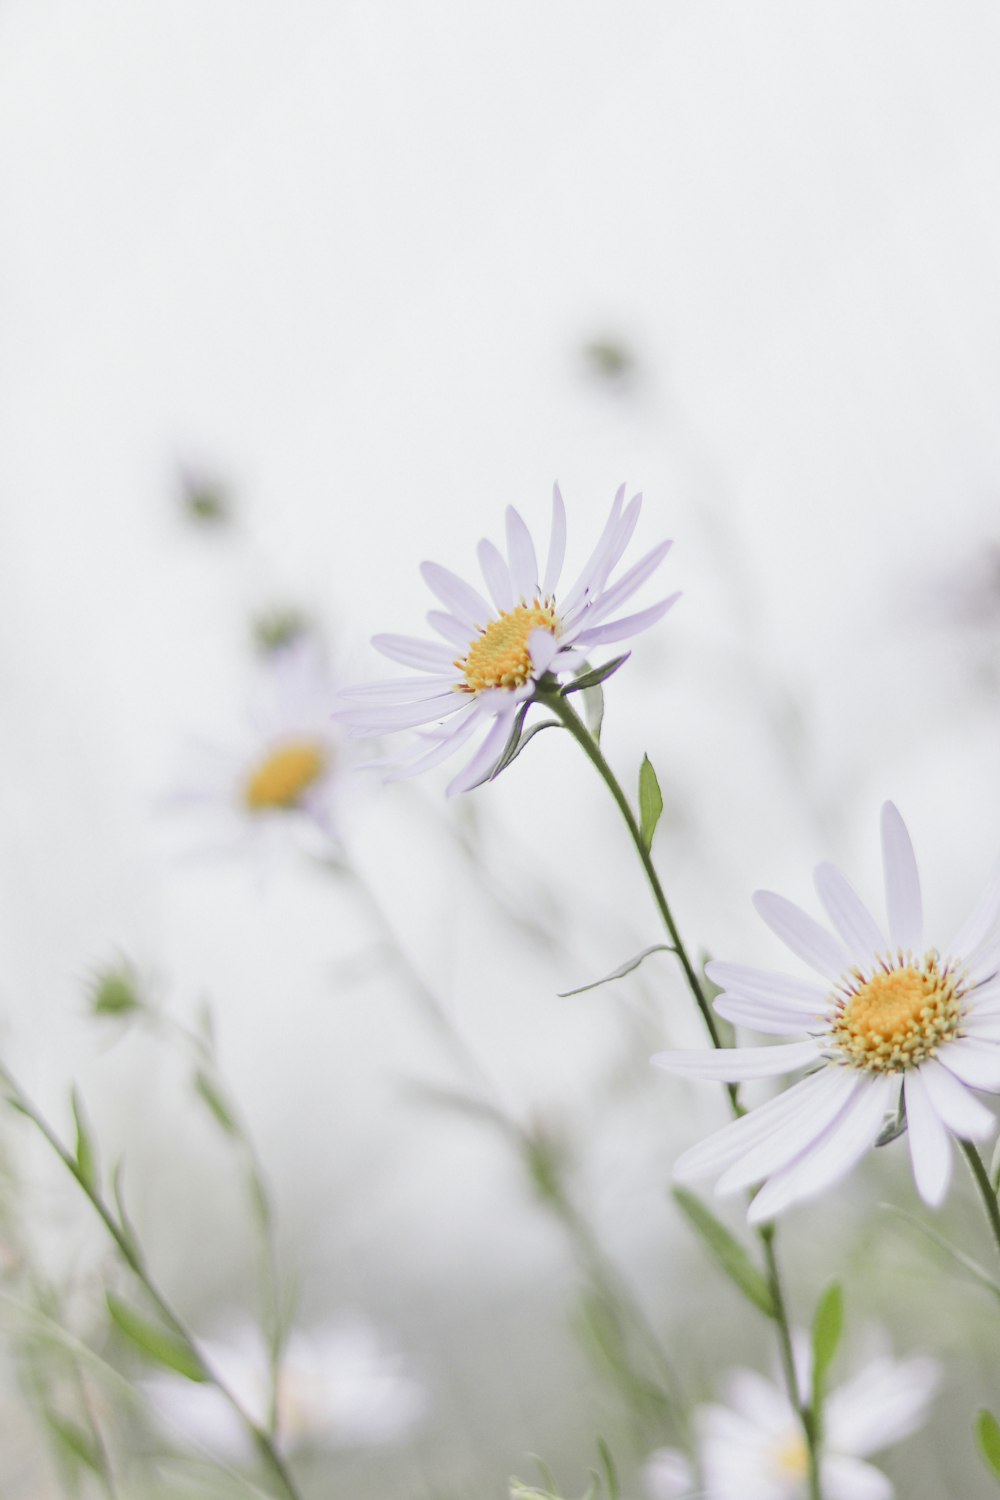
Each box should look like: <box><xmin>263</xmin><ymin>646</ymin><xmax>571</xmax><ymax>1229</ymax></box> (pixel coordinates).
<box><xmin>546</xmin><ymin>689</ymin><xmax>824</xmax><ymax>1498</ymax></box>
<box><xmin>541</xmin><ymin>690</ymin><xmax>725</xmax><ymax>1056</ymax></box>
<box><xmin>961</xmin><ymin>1139</ymin><xmax>1000</xmax><ymax>1270</ymax></box>
<box><xmin>0</xmin><ymin>1062</ymin><xmax>303</xmax><ymax>1500</ymax></box>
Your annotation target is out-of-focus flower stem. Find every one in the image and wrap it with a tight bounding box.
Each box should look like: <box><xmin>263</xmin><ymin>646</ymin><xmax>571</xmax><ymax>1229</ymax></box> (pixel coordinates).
<box><xmin>340</xmin><ymin>862</ymin><xmax>686</xmax><ymax>1438</ymax></box>
<box><xmin>0</xmin><ymin>1060</ymin><xmax>305</xmax><ymax>1500</ymax></box>
<box><xmin>960</xmin><ymin>1139</ymin><xmax>1000</xmax><ymax>1269</ymax></box>
<box><xmin>544</xmin><ymin>690</ymin><xmax>824</xmax><ymax>1500</ymax></box>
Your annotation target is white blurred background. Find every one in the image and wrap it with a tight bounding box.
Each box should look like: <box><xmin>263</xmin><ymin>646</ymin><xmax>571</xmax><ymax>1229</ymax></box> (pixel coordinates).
<box><xmin>2</xmin><ymin>2</ymin><xmax>1000</xmax><ymax>1495</ymax></box>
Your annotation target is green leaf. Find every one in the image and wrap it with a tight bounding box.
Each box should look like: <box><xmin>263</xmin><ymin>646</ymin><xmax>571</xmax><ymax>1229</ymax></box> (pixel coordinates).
<box><xmin>638</xmin><ymin>756</ymin><xmax>664</xmax><ymax>851</ymax></box>
<box><xmin>106</xmin><ymin>1293</ymin><xmax>205</xmax><ymax>1381</ymax></box>
<box><xmin>71</xmin><ymin>1088</ymin><xmax>99</xmax><ymax>1193</ymax></box>
<box><xmin>597</xmin><ymin>1439</ymin><xmax>619</xmax><ymax>1500</ymax></box>
<box><xmin>44</xmin><ymin>1411</ymin><xmax>103</xmax><ymax>1475</ymax></box>
<box><xmin>194</xmin><ymin>1070</ymin><xmax>239</xmax><ymax>1136</ymax></box>
<box><xmin>976</xmin><ymin>1410</ymin><xmax>1000</xmax><ymax>1482</ymax></box>
<box><xmin>558</xmin><ymin>944</ymin><xmax>675</xmax><ymax>997</ymax></box>
<box><xmin>811</xmin><ymin>1282</ymin><xmax>844</xmax><ymax>1418</ymax></box>
<box><xmin>560</xmin><ymin>654</ymin><xmax>630</xmax><ymax>695</ymax></box>
<box><xmin>672</xmin><ymin>1189</ymin><xmax>775</xmax><ymax>1317</ymax></box>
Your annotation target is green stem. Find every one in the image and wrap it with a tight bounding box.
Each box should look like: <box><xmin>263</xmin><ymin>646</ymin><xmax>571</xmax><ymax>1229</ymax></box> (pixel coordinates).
<box><xmin>542</xmin><ymin>692</ymin><xmax>725</xmax><ymax>1054</ymax></box>
<box><xmin>761</xmin><ymin>1228</ymin><xmax>821</xmax><ymax>1500</ymax></box>
<box><xmin>0</xmin><ymin>1063</ymin><xmax>303</xmax><ymax>1500</ymax></box>
<box><xmin>546</xmin><ymin>688</ymin><xmax>824</xmax><ymax>1497</ymax></box>
<box><xmin>961</xmin><ymin>1139</ymin><xmax>1000</xmax><ymax>1269</ymax></box>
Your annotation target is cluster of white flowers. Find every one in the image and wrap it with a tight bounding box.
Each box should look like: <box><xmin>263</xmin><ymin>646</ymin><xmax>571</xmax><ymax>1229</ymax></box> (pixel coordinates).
<box><xmin>174</xmin><ymin>487</ymin><xmax>996</xmax><ymax>1492</ymax></box>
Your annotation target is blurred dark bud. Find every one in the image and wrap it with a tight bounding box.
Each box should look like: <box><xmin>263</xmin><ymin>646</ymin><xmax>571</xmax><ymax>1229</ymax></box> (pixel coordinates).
<box><xmin>251</xmin><ymin>605</ymin><xmax>313</xmax><ymax>655</ymax></box>
<box><xmin>581</xmin><ymin>336</ymin><xmax>637</xmax><ymax>386</ymax></box>
<box><xmin>178</xmin><ymin>469</ymin><xmax>233</xmax><ymax>527</ymax></box>
<box><xmin>88</xmin><ymin>961</ymin><xmax>143</xmax><ymax>1019</ymax></box>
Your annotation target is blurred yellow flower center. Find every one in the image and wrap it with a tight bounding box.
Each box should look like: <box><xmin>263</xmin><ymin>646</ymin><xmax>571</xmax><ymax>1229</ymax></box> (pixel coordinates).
<box><xmin>244</xmin><ymin>741</ymin><xmax>327</xmax><ymax>811</ymax></box>
<box><xmin>831</xmin><ymin>953</ymin><xmax>964</xmax><ymax>1071</ymax></box>
<box><xmin>772</xmin><ymin>1433</ymin><xmax>809</xmax><ymax>1480</ymax></box>
<box><xmin>458</xmin><ymin>601</ymin><xmax>557</xmax><ymax>693</ymax></box>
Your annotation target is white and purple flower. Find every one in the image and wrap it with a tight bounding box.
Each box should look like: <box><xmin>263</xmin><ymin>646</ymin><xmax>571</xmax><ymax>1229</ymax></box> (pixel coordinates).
<box><xmin>654</xmin><ymin>804</ymin><xmax>1000</xmax><ymax>1221</ymax></box>
<box><xmin>336</xmin><ymin>484</ymin><xmax>677</xmax><ymax>795</ymax></box>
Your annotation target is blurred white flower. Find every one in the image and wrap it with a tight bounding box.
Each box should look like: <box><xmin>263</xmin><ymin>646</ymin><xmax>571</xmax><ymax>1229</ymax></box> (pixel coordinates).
<box><xmin>171</xmin><ymin>637</ymin><xmax>349</xmax><ymax>863</ymax></box>
<box><xmin>645</xmin><ymin>1344</ymin><xmax>940</xmax><ymax>1500</ymax></box>
<box><xmin>654</xmin><ymin>803</ymin><xmax>1000</xmax><ymax>1221</ymax></box>
<box><xmin>336</xmin><ymin>483</ymin><xmax>678</xmax><ymax>795</ymax></box>
<box><xmin>144</xmin><ymin>1314</ymin><xmax>425</xmax><ymax>1458</ymax></box>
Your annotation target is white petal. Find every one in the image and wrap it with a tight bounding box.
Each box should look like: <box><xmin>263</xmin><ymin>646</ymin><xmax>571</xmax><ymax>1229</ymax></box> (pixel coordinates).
<box><xmin>752</xmin><ymin>891</ymin><xmax>853</xmax><ymax>980</ymax></box>
<box><xmin>528</xmin><ymin>627</ymin><xmax>560</xmax><ymax>677</ymax></box>
<box><xmin>652</xmin><ymin>1039</ymin><xmax>821</xmax><ymax>1083</ymax></box>
<box><xmin>716</xmin><ymin>1070</ymin><xmax>862</xmax><ymax>1195</ymax></box>
<box><xmin>381</xmin><ymin>711</ymin><xmax>480</xmax><ymax>781</ymax></box>
<box><xmin>445</xmin><ymin>709</ymin><xmax>518</xmax><ymax>797</ymax></box>
<box><xmin>590</xmin><ymin>491</ymin><xmax>644</xmax><ymax>596</ymax></box>
<box><xmin>946</xmin><ymin>856</ymin><xmax>1000</xmax><ymax>962</ymax></box>
<box><xmin>542</xmin><ymin>483</ymin><xmax>567</xmax><ymax>598</ymax></box>
<box><xmin>567</xmin><ymin>539</ymin><xmax>672</xmax><ymax>633</ymax></box>
<box><xmin>371</xmin><ymin>634</ymin><xmax>458</xmax><ymax>672</ymax></box>
<box><xmin>643</xmin><ymin>1448</ymin><xmax>695</xmax><ymax>1500</ymax></box>
<box><xmin>823</xmin><ymin>1455</ymin><xmax>893</xmax><ymax>1500</ymax></box>
<box><xmin>570</xmin><ymin>593</ymin><xmax>680</xmax><ymax>648</ymax></box>
<box><xmin>714</xmin><ymin>998</ymin><xmax>819</xmax><ymax>1035</ymax></box>
<box><xmin>558</xmin><ymin>485</ymin><xmax>626</xmax><ymax>616</ymax></box>
<box><xmin>339</xmin><ymin>674</ymin><xmax>458</xmax><ymax>701</ymax></box>
<box><xmin>937</xmin><ymin>1038</ymin><xmax>1000</xmax><ymax>1090</ymax></box>
<box><xmin>826</xmin><ymin>1355</ymin><xmax>940</xmax><ymax>1457</ymax></box>
<box><xmin>965</xmin><ymin>924</ymin><xmax>1000</xmax><ymax>986</ymax></box>
<box><xmin>881</xmin><ymin>802</ymin><xmax>923</xmax><ymax>954</ymax></box>
<box><xmin>723</xmin><ymin>1368</ymin><xmax>791</xmax><ymax>1435</ymax></box>
<box><xmin>505</xmin><ymin>506</ymin><xmax>540</xmax><ymax>600</ymax></box>
<box><xmin>673</xmin><ymin>1073</ymin><xmax>835</xmax><ymax>1182</ymax></box>
<box><xmin>814</xmin><ymin>862</ymin><xmax>887</xmax><ymax>966</ymax></box>
<box><xmin>904</xmin><ymin>1070</ymin><xmax>953</xmax><ymax>1206</ymax></box>
<box><xmin>747</xmin><ymin>1073</ymin><xmax>895</xmax><ymax>1223</ymax></box>
<box><xmin>427</xmin><ymin>609</ymin><xmax>474</xmax><ymax>648</ymax></box>
<box><xmin>335</xmin><ymin>694</ymin><xmax>466</xmax><ymax>732</ymax></box>
<box><xmin>476</xmin><ymin>539</ymin><xmax>514</xmax><ymax>613</ymax></box>
<box><xmin>916</xmin><ymin>1056</ymin><xmax>996</xmax><ymax>1140</ymax></box>
<box><xmin>420</xmin><ymin>562</ymin><xmax>492</xmax><ymax>633</ymax></box>
<box><xmin>706</xmin><ymin>962</ymin><xmax>832</xmax><ymax>1011</ymax></box>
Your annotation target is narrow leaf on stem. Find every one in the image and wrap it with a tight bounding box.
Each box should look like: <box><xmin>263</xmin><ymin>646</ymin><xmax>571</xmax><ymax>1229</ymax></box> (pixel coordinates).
<box><xmin>638</xmin><ymin>755</ymin><xmax>663</xmax><ymax>852</ymax></box>
<box><xmin>672</xmin><ymin>1188</ymin><xmax>775</xmax><ymax>1317</ymax></box>
<box><xmin>811</xmin><ymin>1281</ymin><xmax>843</xmax><ymax>1421</ymax></box>
<box><xmin>71</xmin><ymin>1087</ymin><xmax>99</xmax><ymax>1193</ymax></box>
<box><xmin>976</xmin><ymin>1410</ymin><xmax>1000</xmax><ymax>1482</ymax></box>
<box><xmin>558</xmin><ymin>943</ymin><xmax>675</xmax><ymax>997</ymax></box>
<box><xmin>106</xmin><ymin>1292</ymin><xmax>206</xmax><ymax>1382</ymax></box>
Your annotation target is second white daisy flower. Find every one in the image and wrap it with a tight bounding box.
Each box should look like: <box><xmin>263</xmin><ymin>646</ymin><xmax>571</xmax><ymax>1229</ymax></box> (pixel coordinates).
<box><xmin>654</xmin><ymin>803</ymin><xmax>1000</xmax><ymax>1221</ymax></box>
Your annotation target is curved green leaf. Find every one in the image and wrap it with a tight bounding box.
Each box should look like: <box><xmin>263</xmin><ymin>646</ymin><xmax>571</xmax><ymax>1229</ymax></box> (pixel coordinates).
<box><xmin>106</xmin><ymin>1293</ymin><xmax>205</xmax><ymax>1382</ymax></box>
<box><xmin>672</xmin><ymin>1189</ymin><xmax>775</xmax><ymax>1317</ymax></box>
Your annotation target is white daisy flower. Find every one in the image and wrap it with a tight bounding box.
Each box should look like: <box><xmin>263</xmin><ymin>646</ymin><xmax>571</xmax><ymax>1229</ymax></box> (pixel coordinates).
<box><xmin>645</xmin><ymin>1343</ymin><xmax>940</xmax><ymax>1500</ymax></box>
<box><xmin>653</xmin><ymin>803</ymin><xmax>1000</xmax><ymax>1221</ymax></box>
<box><xmin>171</xmin><ymin>637</ymin><xmax>348</xmax><ymax>862</ymax></box>
<box><xmin>144</xmin><ymin>1315</ymin><xmax>425</xmax><ymax>1458</ymax></box>
<box><xmin>335</xmin><ymin>484</ymin><xmax>678</xmax><ymax>795</ymax></box>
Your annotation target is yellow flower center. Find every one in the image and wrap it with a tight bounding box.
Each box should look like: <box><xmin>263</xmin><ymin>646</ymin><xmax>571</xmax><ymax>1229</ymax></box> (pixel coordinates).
<box><xmin>244</xmin><ymin>740</ymin><xmax>328</xmax><ymax>811</ymax></box>
<box><xmin>830</xmin><ymin>952</ymin><xmax>965</xmax><ymax>1071</ymax></box>
<box><xmin>771</xmin><ymin>1433</ymin><xmax>809</xmax><ymax>1480</ymax></box>
<box><xmin>457</xmin><ymin>601</ymin><xmax>558</xmax><ymax>693</ymax></box>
